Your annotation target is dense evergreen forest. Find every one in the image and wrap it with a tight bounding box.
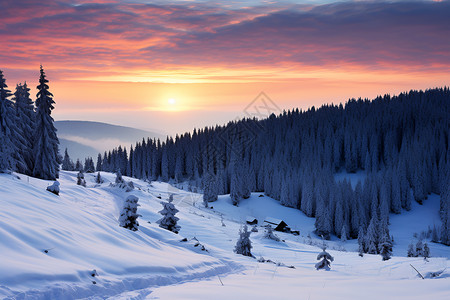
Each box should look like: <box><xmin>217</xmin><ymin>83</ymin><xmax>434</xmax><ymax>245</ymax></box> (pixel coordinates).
<box><xmin>73</xmin><ymin>88</ymin><xmax>449</xmax><ymax>252</ymax></box>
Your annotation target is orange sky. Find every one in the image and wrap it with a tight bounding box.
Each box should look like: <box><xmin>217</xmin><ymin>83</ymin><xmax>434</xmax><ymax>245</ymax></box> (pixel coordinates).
<box><xmin>1</xmin><ymin>0</ymin><xmax>449</xmax><ymax>134</ymax></box>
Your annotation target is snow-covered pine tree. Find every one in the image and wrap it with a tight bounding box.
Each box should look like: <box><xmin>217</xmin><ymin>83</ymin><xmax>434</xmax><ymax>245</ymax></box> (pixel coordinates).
<box><xmin>13</xmin><ymin>82</ymin><xmax>35</xmax><ymax>175</ymax></box>
<box><xmin>203</xmin><ymin>171</ymin><xmax>218</xmax><ymax>207</ymax></box>
<box><xmin>378</xmin><ymin>233</ymin><xmax>393</xmax><ymax>261</ymax></box>
<box><xmin>75</xmin><ymin>159</ymin><xmax>83</xmax><ymax>171</ymax></box>
<box><xmin>423</xmin><ymin>242</ymin><xmax>430</xmax><ymax>260</ymax></box>
<box><xmin>33</xmin><ymin>66</ymin><xmax>60</xmax><ymax>180</ymax></box>
<box><xmin>407</xmin><ymin>242</ymin><xmax>416</xmax><ymax>257</ymax></box>
<box><xmin>264</xmin><ymin>225</ymin><xmax>280</xmax><ymax>242</ymax></box>
<box><xmin>115</xmin><ymin>169</ymin><xmax>124</xmax><ymax>184</ymax></box>
<box><xmin>234</xmin><ymin>224</ymin><xmax>253</xmax><ymax>257</ymax></box>
<box><xmin>358</xmin><ymin>226</ymin><xmax>365</xmax><ymax>257</ymax></box>
<box><xmin>315</xmin><ymin>246</ymin><xmax>334</xmax><ymax>270</ymax></box>
<box><xmin>84</xmin><ymin>157</ymin><xmax>95</xmax><ymax>173</ymax></box>
<box><xmin>157</xmin><ymin>195</ymin><xmax>180</xmax><ymax>233</ymax></box>
<box><xmin>365</xmin><ymin>217</ymin><xmax>378</xmax><ymax>254</ymax></box>
<box><xmin>61</xmin><ymin>148</ymin><xmax>74</xmax><ymax>171</ymax></box>
<box><xmin>415</xmin><ymin>240</ymin><xmax>424</xmax><ymax>257</ymax></box>
<box><xmin>341</xmin><ymin>224</ymin><xmax>348</xmax><ymax>242</ymax></box>
<box><xmin>77</xmin><ymin>171</ymin><xmax>86</xmax><ymax>187</ymax></box>
<box><xmin>95</xmin><ymin>171</ymin><xmax>103</xmax><ymax>184</ymax></box>
<box><xmin>0</xmin><ymin>70</ymin><xmax>17</xmax><ymax>173</ymax></box>
<box><xmin>119</xmin><ymin>195</ymin><xmax>140</xmax><ymax>231</ymax></box>
<box><xmin>96</xmin><ymin>153</ymin><xmax>102</xmax><ymax>171</ymax></box>
<box><xmin>431</xmin><ymin>225</ymin><xmax>439</xmax><ymax>243</ymax></box>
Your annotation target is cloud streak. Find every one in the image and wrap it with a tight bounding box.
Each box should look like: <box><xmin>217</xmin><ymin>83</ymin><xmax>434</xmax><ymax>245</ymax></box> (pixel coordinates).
<box><xmin>1</xmin><ymin>0</ymin><xmax>449</xmax><ymax>83</ymax></box>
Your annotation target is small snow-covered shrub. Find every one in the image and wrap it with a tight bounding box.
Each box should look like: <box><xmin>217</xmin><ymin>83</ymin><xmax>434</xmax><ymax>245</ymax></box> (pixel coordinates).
<box><xmin>77</xmin><ymin>171</ymin><xmax>86</xmax><ymax>187</ymax></box>
<box><xmin>235</xmin><ymin>225</ymin><xmax>253</xmax><ymax>257</ymax></box>
<box><xmin>315</xmin><ymin>246</ymin><xmax>334</xmax><ymax>270</ymax></box>
<box><xmin>119</xmin><ymin>195</ymin><xmax>141</xmax><ymax>231</ymax></box>
<box><xmin>264</xmin><ymin>226</ymin><xmax>280</xmax><ymax>242</ymax></box>
<box><xmin>115</xmin><ymin>170</ymin><xmax>124</xmax><ymax>184</ymax></box>
<box><xmin>46</xmin><ymin>181</ymin><xmax>60</xmax><ymax>195</ymax></box>
<box><xmin>157</xmin><ymin>195</ymin><xmax>180</xmax><ymax>233</ymax></box>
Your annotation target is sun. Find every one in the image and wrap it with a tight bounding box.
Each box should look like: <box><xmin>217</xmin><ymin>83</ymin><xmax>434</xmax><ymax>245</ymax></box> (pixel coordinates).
<box><xmin>168</xmin><ymin>98</ymin><xmax>176</xmax><ymax>105</ymax></box>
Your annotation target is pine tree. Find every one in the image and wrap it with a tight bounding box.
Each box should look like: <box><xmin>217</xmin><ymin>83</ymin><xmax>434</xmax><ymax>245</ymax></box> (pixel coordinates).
<box><xmin>407</xmin><ymin>242</ymin><xmax>416</xmax><ymax>257</ymax></box>
<box><xmin>13</xmin><ymin>82</ymin><xmax>35</xmax><ymax>174</ymax></box>
<box><xmin>33</xmin><ymin>66</ymin><xmax>60</xmax><ymax>180</ymax></box>
<box><xmin>365</xmin><ymin>217</ymin><xmax>378</xmax><ymax>254</ymax></box>
<box><xmin>358</xmin><ymin>226</ymin><xmax>365</xmax><ymax>256</ymax></box>
<box><xmin>234</xmin><ymin>224</ymin><xmax>253</xmax><ymax>257</ymax></box>
<box><xmin>340</xmin><ymin>224</ymin><xmax>348</xmax><ymax>242</ymax></box>
<box><xmin>119</xmin><ymin>195</ymin><xmax>140</xmax><ymax>231</ymax></box>
<box><xmin>415</xmin><ymin>240</ymin><xmax>423</xmax><ymax>257</ymax></box>
<box><xmin>378</xmin><ymin>233</ymin><xmax>393</xmax><ymax>261</ymax></box>
<box><xmin>95</xmin><ymin>171</ymin><xmax>103</xmax><ymax>184</ymax></box>
<box><xmin>75</xmin><ymin>159</ymin><xmax>83</xmax><ymax>171</ymax></box>
<box><xmin>203</xmin><ymin>171</ymin><xmax>218</xmax><ymax>207</ymax></box>
<box><xmin>157</xmin><ymin>195</ymin><xmax>180</xmax><ymax>233</ymax></box>
<box><xmin>77</xmin><ymin>171</ymin><xmax>86</xmax><ymax>187</ymax></box>
<box><xmin>315</xmin><ymin>246</ymin><xmax>334</xmax><ymax>270</ymax></box>
<box><xmin>115</xmin><ymin>169</ymin><xmax>124</xmax><ymax>184</ymax></box>
<box><xmin>431</xmin><ymin>225</ymin><xmax>439</xmax><ymax>243</ymax></box>
<box><xmin>61</xmin><ymin>148</ymin><xmax>74</xmax><ymax>171</ymax></box>
<box><xmin>0</xmin><ymin>70</ymin><xmax>17</xmax><ymax>173</ymax></box>
<box><xmin>423</xmin><ymin>242</ymin><xmax>430</xmax><ymax>260</ymax></box>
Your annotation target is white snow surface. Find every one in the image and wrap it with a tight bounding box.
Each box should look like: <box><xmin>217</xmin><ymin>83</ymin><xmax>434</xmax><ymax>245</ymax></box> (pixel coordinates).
<box><xmin>0</xmin><ymin>171</ymin><xmax>448</xmax><ymax>299</ymax></box>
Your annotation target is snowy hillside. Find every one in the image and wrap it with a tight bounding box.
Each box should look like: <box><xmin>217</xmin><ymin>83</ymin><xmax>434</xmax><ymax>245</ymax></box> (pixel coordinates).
<box><xmin>0</xmin><ymin>171</ymin><xmax>449</xmax><ymax>299</ymax></box>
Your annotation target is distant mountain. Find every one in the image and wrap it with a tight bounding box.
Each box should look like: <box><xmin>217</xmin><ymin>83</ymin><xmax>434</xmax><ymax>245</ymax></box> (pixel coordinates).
<box><xmin>55</xmin><ymin>120</ymin><xmax>165</xmax><ymax>161</ymax></box>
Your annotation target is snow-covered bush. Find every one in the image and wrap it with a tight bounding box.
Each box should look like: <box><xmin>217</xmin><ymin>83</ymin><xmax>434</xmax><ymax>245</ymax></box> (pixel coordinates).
<box><xmin>46</xmin><ymin>181</ymin><xmax>60</xmax><ymax>195</ymax></box>
<box><xmin>234</xmin><ymin>224</ymin><xmax>253</xmax><ymax>257</ymax></box>
<box><xmin>315</xmin><ymin>246</ymin><xmax>334</xmax><ymax>270</ymax></box>
<box><xmin>77</xmin><ymin>171</ymin><xmax>86</xmax><ymax>187</ymax></box>
<box><xmin>264</xmin><ymin>226</ymin><xmax>280</xmax><ymax>242</ymax></box>
<box><xmin>157</xmin><ymin>195</ymin><xmax>180</xmax><ymax>233</ymax></box>
<box><xmin>115</xmin><ymin>170</ymin><xmax>124</xmax><ymax>184</ymax></box>
<box><xmin>119</xmin><ymin>195</ymin><xmax>141</xmax><ymax>231</ymax></box>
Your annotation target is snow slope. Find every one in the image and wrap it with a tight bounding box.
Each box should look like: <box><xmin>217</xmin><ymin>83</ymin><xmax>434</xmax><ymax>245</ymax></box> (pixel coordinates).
<box><xmin>0</xmin><ymin>171</ymin><xmax>449</xmax><ymax>299</ymax></box>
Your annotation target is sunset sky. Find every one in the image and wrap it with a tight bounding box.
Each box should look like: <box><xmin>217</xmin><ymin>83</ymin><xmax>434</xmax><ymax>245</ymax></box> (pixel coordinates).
<box><xmin>1</xmin><ymin>0</ymin><xmax>449</xmax><ymax>134</ymax></box>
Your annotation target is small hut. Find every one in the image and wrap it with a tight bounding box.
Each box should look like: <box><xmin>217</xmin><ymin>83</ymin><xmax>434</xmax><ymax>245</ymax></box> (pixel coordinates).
<box><xmin>246</xmin><ymin>216</ymin><xmax>258</xmax><ymax>225</ymax></box>
<box><xmin>263</xmin><ymin>217</ymin><xmax>288</xmax><ymax>232</ymax></box>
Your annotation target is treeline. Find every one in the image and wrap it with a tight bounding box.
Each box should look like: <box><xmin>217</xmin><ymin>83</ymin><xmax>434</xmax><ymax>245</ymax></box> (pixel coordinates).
<box><xmin>0</xmin><ymin>67</ymin><xmax>60</xmax><ymax>180</ymax></box>
<box><xmin>71</xmin><ymin>88</ymin><xmax>449</xmax><ymax>249</ymax></box>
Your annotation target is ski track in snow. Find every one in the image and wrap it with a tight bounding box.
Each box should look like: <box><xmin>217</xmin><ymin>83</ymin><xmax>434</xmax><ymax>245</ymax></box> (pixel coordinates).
<box><xmin>0</xmin><ymin>171</ymin><xmax>449</xmax><ymax>299</ymax></box>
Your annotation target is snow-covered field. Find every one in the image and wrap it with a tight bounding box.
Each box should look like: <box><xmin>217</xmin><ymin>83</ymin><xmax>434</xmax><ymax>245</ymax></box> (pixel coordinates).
<box><xmin>0</xmin><ymin>171</ymin><xmax>448</xmax><ymax>299</ymax></box>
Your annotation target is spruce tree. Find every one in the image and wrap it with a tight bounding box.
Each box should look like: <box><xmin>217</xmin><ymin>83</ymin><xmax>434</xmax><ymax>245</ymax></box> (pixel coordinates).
<box><xmin>33</xmin><ymin>66</ymin><xmax>60</xmax><ymax>180</ymax></box>
<box><xmin>423</xmin><ymin>242</ymin><xmax>430</xmax><ymax>260</ymax></box>
<box><xmin>315</xmin><ymin>246</ymin><xmax>334</xmax><ymax>270</ymax></box>
<box><xmin>358</xmin><ymin>226</ymin><xmax>365</xmax><ymax>256</ymax></box>
<box><xmin>157</xmin><ymin>195</ymin><xmax>180</xmax><ymax>233</ymax></box>
<box><xmin>407</xmin><ymin>242</ymin><xmax>416</xmax><ymax>257</ymax></box>
<box><xmin>378</xmin><ymin>233</ymin><xmax>393</xmax><ymax>261</ymax></box>
<box><xmin>234</xmin><ymin>224</ymin><xmax>253</xmax><ymax>257</ymax></box>
<box><xmin>61</xmin><ymin>148</ymin><xmax>74</xmax><ymax>171</ymax></box>
<box><xmin>119</xmin><ymin>195</ymin><xmax>140</xmax><ymax>231</ymax></box>
<box><xmin>77</xmin><ymin>171</ymin><xmax>86</xmax><ymax>187</ymax></box>
<box><xmin>0</xmin><ymin>70</ymin><xmax>17</xmax><ymax>173</ymax></box>
<box><xmin>13</xmin><ymin>82</ymin><xmax>35</xmax><ymax>174</ymax></box>
<box><xmin>203</xmin><ymin>171</ymin><xmax>218</xmax><ymax>207</ymax></box>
